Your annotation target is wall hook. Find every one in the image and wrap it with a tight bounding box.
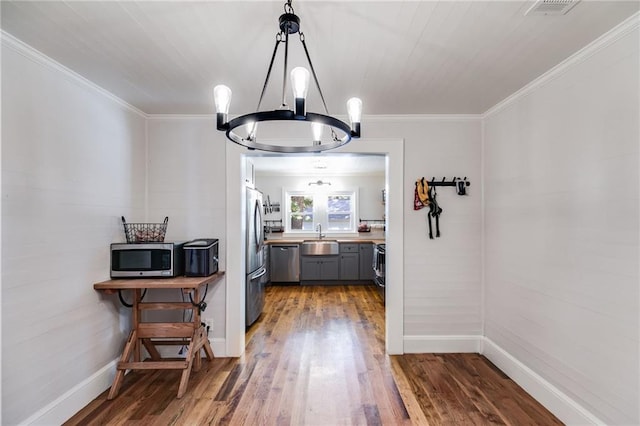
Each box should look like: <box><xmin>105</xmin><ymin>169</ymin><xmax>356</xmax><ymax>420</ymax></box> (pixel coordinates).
<box><xmin>456</xmin><ymin>177</ymin><xmax>467</xmax><ymax>195</ymax></box>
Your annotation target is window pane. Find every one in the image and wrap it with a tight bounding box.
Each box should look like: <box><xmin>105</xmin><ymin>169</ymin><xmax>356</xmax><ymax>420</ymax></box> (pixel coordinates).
<box><xmin>328</xmin><ymin>195</ymin><xmax>351</xmax><ymax>212</ymax></box>
<box><xmin>290</xmin><ymin>195</ymin><xmax>314</xmax><ymax>231</ymax></box>
<box><xmin>327</xmin><ymin>195</ymin><xmax>352</xmax><ymax>231</ymax></box>
<box><xmin>328</xmin><ymin>213</ymin><xmax>351</xmax><ymax>230</ymax></box>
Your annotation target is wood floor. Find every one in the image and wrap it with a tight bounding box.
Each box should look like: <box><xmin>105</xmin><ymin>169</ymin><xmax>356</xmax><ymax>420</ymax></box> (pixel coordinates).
<box><xmin>66</xmin><ymin>285</ymin><xmax>562</xmax><ymax>425</ymax></box>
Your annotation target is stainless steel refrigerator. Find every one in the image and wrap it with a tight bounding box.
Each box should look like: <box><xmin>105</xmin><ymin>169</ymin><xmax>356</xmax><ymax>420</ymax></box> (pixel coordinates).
<box><xmin>246</xmin><ymin>187</ymin><xmax>266</xmax><ymax>327</ymax></box>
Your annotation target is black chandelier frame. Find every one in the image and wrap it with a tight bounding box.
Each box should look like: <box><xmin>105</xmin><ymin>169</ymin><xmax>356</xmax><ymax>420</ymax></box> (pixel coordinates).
<box><xmin>216</xmin><ymin>1</ymin><xmax>361</xmax><ymax>153</ymax></box>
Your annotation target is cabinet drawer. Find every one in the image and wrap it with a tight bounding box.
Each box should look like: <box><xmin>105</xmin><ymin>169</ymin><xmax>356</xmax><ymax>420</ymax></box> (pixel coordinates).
<box><xmin>339</xmin><ymin>243</ymin><xmax>359</xmax><ymax>253</ymax></box>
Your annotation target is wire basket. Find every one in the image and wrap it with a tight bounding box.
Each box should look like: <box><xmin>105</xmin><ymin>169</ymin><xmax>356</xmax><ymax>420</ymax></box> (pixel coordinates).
<box><xmin>121</xmin><ymin>216</ymin><xmax>168</xmax><ymax>243</ymax></box>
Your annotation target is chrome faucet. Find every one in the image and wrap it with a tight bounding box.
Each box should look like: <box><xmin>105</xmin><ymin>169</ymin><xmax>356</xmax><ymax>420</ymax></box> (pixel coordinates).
<box><xmin>316</xmin><ymin>224</ymin><xmax>325</xmax><ymax>240</ymax></box>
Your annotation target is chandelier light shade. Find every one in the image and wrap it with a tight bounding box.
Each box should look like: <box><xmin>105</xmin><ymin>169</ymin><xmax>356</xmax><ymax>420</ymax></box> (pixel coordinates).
<box><xmin>213</xmin><ymin>0</ymin><xmax>362</xmax><ymax>153</ymax></box>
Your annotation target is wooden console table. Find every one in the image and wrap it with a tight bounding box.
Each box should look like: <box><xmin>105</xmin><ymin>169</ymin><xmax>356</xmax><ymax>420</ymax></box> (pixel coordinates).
<box><xmin>94</xmin><ymin>272</ymin><xmax>225</xmax><ymax>399</ymax></box>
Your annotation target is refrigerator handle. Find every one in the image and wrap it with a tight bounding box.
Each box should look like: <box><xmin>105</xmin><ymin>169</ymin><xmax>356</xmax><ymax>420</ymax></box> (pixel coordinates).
<box><xmin>250</xmin><ymin>267</ymin><xmax>267</xmax><ymax>280</ymax></box>
<box><xmin>254</xmin><ymin>199</ymin><xmax>263</xmax><ymax>252</ymax></box>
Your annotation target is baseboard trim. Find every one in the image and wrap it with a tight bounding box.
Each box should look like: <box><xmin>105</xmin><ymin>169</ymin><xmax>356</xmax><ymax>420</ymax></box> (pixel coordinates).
<box><xmin>403</xmin><ymin>335</ymin><xmax>482</xmax><ymax>353</ymax></box>
<box><xmin>20</xmin><ymin>337</ymin><xmax>228</xmax><ymax>425</ymax></box>
<box><xmin>20</xmin><ymin>358</ymin><xmax>118</xmax><ymax>425</ymax></box>
<box><xmin>481</xmin><ymin>338</ymin><xmax>605</xmax><ymax>425</ymax></box>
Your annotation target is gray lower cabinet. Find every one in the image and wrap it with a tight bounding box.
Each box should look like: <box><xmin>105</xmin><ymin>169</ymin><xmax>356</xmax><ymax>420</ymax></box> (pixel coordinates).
<box><xmin>300</xmin><ymin>256</ymin><xmax>339</xmax><ymax>281</ymax></box>
<box><xmin>339</xmin><ymin>253</ymin><xmax>359</xmax><ymax>280</ymax></box>
<box><xmin>300</xmin><ymin>243</ymin><xmax>377</xmax><ymax>283</ymax></box>
<box><xmin>359</xmin><ymin>243</ymin><xmax>375</xmax><ymax>280</ymax></box>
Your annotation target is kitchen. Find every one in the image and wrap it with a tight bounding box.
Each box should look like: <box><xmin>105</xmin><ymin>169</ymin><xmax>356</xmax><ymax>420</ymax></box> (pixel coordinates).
<box><xmin>245</xmin><ymin>154</ymin><xmax>388</xmax><ymax>326</ymax></box>
<box><xmin>1</xmin><ymin>1</ymin><xmax>639</xmax><ymax>425</ymax></box>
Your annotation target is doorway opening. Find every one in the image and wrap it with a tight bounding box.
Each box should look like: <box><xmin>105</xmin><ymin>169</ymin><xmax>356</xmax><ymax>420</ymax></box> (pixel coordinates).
<box><xmin>225</xmin><ymin>139</ymin><xmax>404</xmax><ymax>357</ymax></box>
<box><xmin>250</xmin><ymin>153</ymin><xmax>386</xmax><ymax>326</ymax></box>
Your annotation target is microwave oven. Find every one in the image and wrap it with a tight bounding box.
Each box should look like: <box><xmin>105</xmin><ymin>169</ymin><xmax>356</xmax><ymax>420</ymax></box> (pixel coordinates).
<box><xmin>110</xmin><ymin>242</ymin><xmax>185</xmax><ymax>278</ymax></box>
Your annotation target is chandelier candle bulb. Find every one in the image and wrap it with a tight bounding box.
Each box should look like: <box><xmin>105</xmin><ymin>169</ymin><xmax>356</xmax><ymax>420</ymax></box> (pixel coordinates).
<box><xmin>291</xmin><ymin>67</ymin><xmax>310</xmax><ymax>116</ymax></box>
<box><xmin>213</xmin><ymin>85</ymin><xmax>232</xmax><ymax>130</ymax></box>
<box><xmin>311</xmin><ymin>122</ymin><xmax>323</xmax><ymax>143</ymax></box>
<box><xmin>347</xmin><ymin>97</ymin><xmax>363</xmax><ymax>135</ymax></box>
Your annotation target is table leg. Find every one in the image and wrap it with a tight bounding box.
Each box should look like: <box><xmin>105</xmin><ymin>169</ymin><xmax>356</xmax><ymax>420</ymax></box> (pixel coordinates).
<box><xmin>203</xmin><ymin>337</ymin><xmax>215</xmax><ymax>361</ymax></box>
<box><xmin>191</xmin><ymin>287</ymin><xmax>203</xmax><ymax>372</ymax></box>
<box><xmin>108</xmin><ymin>329</ymin><xmax>137</xmax><ymax>400</ymax></box>
<box><xmin>192</xmin><ymin>326</ymin><xmax>206</xmax><ymax>372</ymax></box>
<box><xmin>133</xmin><ymin>289</ymin><xmax>141</xmax><ymax>362</ymax></box>
<box><xmin>177</xmin><ymin>337</ymin><xmax>196</xmax><ymax>398</ymax></box>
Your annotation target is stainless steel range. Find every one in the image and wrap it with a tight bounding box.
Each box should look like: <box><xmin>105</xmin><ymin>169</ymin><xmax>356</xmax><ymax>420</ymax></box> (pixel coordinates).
<box><xmin>373</xmin><ymin>243</ymin><xmax>385</xmax><ymax>302</ymax></box>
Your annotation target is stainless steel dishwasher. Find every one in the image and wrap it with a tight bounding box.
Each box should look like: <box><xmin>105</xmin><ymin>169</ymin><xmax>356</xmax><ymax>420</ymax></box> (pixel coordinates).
<box><xmin>270</xmin><ymin>244</ymin><xmax>300</xmax><ymax>283</ymax></box>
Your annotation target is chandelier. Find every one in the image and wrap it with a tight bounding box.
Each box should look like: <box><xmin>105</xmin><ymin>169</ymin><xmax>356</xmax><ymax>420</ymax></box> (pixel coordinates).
<box><xmin>213</xmin><ymin>0</ymin><xmax>362</xmax><ymax>153</ymax></box>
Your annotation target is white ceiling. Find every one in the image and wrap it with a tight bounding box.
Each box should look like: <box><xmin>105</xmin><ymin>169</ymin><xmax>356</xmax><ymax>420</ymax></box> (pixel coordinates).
<box><xmin>252</xmin><ymin>154</ymin><xmax>385</xmax><ymax>175</ymax></box>
<box><xmin>1</xmin><ymin>1</ymin><xmax>638</xmax><ymax>116</ymax></box>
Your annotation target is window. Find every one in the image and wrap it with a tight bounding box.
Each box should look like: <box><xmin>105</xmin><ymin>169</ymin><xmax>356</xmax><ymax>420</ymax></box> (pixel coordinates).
<box><xmin>285</xmin><ymin>190</ymin><xmax>357</xmax><ymax>233</ymax></box>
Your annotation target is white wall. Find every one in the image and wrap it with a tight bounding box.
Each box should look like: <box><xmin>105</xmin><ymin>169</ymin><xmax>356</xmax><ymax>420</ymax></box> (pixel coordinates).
<box><xmin>366</xmin><ymin>118</ymin><xmax>483</xmax><ymax>348</ymax></box>
<box><xmin>145</xmin><ymin>117</ymin><xmax>227</xmax><ymax>350</ymax></box>
<box><xmin>483</xmin><ymin>22</ymin><xmax>639</xmax><ymax>425</ymax></box>
<box><xmin>1</xmin><ymin>34</ymin><xmax>147</xmax><ymax>424</ymax></box>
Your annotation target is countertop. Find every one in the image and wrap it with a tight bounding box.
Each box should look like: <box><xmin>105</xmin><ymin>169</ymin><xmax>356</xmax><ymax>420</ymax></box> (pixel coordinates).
<box><xmin>265</xmin><ymin>238</ymin><xmax>385</xmax><ymax>245</ymax></box>
<box><xmin>94</xmin><ymin>271</ymin><xmax>226</xmax><ymax>290</ymax></box>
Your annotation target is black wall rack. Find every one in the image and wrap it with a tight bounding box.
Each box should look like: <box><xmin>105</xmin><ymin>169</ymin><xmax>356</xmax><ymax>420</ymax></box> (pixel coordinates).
<box><xmin>419</xmin><ymin>177</ymin><xmax>470</xmax><ymax>195</ymax></box>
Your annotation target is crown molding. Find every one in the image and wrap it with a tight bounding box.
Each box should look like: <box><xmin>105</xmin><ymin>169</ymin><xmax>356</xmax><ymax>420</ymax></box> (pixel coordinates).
<box><xmin>483</xmin><ymin>11</ymin><xmax>640</xmax><ymax>118</ymax></box>
<box><xmin>146</xmin><ymin>114</ymin><xmax>214</xmax><ymax>120</ymax></box>
<box><xmin>1</xmin><ymin>30</ymin><xmax>147</xmax><ymax>119</ymax></box>
<box><xmin>364</xmin><ymin>114</ymin><xmax>482</xmax><ymax>121</ymax></box>
<box><xmin>146</xmin><ymin>113</ymin><xmax>482</xmax><ymax>121</ymax></box>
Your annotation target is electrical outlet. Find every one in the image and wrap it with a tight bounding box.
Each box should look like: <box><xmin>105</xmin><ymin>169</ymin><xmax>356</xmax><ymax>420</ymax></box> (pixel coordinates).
<box><xmin>202</xmin><ymin>318</ymin><xmax>214</xmax><ymax>334</ymax></box>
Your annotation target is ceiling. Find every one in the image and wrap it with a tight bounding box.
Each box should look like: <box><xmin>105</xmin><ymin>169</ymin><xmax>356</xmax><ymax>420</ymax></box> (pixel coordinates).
<box><xmin>1</xmin><ymin>1</ymin><xmax>638</xmax><ymax>116</ymax></box>
<box><xmin>251</xmin><ymin>154</ymin><xmax>385</xmax><ymax>176</ymax></box>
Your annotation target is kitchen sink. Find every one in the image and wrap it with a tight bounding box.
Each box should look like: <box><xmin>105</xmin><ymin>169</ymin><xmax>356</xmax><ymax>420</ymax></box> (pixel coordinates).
<box><xmin>300</xmin><ymin>240</ymin><xmax>339</xmax><ymax>256</ymax></box>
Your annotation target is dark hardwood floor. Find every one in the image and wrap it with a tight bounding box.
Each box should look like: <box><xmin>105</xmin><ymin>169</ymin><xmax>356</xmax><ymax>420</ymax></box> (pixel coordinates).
<box><xmin>66</xmin><ymin>285</ymin><xmax>562</xmax><ymax>425</ymax></box>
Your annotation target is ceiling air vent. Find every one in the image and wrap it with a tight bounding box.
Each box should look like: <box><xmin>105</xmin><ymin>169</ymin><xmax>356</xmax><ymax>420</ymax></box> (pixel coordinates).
<box><xmin>525</xmin><ymin>0</ymin><xmax>580</xmax><ymax>16</ymax></box>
